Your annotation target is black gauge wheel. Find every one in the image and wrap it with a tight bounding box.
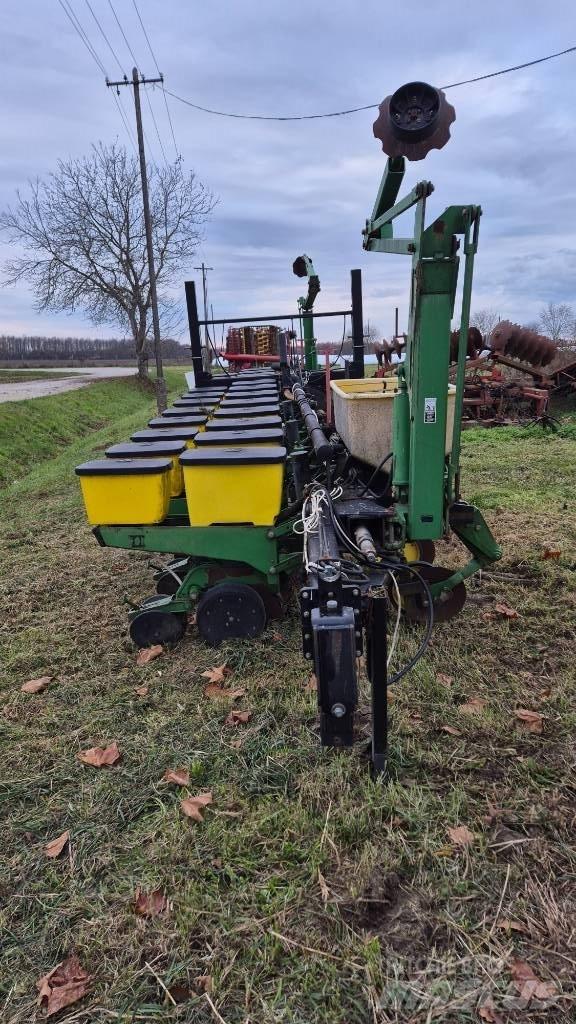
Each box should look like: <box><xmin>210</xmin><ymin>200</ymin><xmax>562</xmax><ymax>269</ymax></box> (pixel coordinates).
<box><xmin>196</xmin><ymin>583</ymin><xmax>267</xmax><ymax>646</ymax></box>
<box><xmin>129</xmin><ymin>609</ymin><xmax>187</xmax><ymax>648</ymax></box>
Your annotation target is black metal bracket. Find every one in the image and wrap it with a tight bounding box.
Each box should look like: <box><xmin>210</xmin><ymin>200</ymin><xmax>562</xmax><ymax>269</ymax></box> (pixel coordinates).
<box><xmin>300</xmin><ymin>568</ymin><xmax>363</xmax><ymax>748</ymax></box>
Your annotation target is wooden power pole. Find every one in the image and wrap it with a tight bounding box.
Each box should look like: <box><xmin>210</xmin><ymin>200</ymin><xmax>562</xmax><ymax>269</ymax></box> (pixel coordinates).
<box><xmin>194</xmin><ymin>261</ymin><xmax>213</xmax><ymax>369</ymax></box>
<box><xmin>106</xmin><ymin>68</ymin><xmax>167</xmax><ymax>412</ymax></box>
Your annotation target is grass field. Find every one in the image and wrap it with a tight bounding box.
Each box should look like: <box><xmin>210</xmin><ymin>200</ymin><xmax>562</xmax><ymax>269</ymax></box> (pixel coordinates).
<box><xmin>0</xmin><ymin>369</ymin><xmax>82</xmax><ymax>383</ymax></box>
<box><xmin>1</xmin><ymin>374</ymin><xmax>575</xmax><ymax>1023</ymax></box>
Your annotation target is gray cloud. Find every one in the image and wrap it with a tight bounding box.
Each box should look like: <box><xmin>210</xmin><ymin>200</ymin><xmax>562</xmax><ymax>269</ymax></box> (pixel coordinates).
<box><xmin>1</xmin><ymin>0</ymin><xmax>576</xmax><ymax>343</ymax></box>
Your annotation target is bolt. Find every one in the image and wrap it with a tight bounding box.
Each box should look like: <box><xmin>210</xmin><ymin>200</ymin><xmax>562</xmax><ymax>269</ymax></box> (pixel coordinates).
<box><xmin>331</xmin><ymin>703</ymin><xmax>346</xmax><ymax>718</ymax></box>
<box><xmin>355</xmin><ymin>630</ymin><xmax>361</xmax><ymax>638</ymax></box>
<box><xmin>303</xmin><ymin>610</ymin><xmax>310</xmax><ymax>618</ymax></box>
<box><xmin>189</xmin><ymin>591</ymin><xmax>198</xmax><ymax>600</ymax></box>
<box><xmin>304</xmin><ymin>633</ymin><xmax>311</xmax><ymax>640</ymax></box>
<box><xmin>305</xmin><ymin>652</ymin><xmax>312</xmax><ymax>659</ymax></box>
<box><xmin>302</xmin><ymin>591</ymin><xmax>309</xmax><ymax>600</ymax></box>
<box><xmin>267</xmin><ymin>529</ymin><xmax>275</xmax><ymax>539</ymax></box>
<box><xmin>269</xmin><ymin>566</ymin><xmax>277</xmax><ymax>575</ymax></box>
<box><xmin>326</xmin><ymin>600</ymin><xmax>338</xmax><ymax>612</ymax></box>
<box><xmin>352</xmin><ymin>589</ymin><xmax>359</xmax><ymax>597</ymax></box>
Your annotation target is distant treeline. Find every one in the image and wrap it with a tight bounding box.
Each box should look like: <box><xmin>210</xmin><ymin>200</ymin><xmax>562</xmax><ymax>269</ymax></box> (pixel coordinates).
<box><xmin>0</xmin><ymin>335</ymin><xmax>189</xmax><ymax>362</ymax></box>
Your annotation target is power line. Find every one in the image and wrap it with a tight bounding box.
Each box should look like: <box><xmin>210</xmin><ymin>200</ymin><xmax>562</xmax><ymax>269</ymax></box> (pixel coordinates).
<box><xmin>106</xmin><ymin>0</ymin><xmax>139</xmax><ymax>67</ymax></box>
<box><xmin>131</xmin><ymin>0</ymin><xmax>180</xmax><ymax>159</ymax></box>
<box><xmin>164</xmin><ymin>43</ymin><xmax>576</xmax><ymax>121</ymax></box>
<box><xmin>57</xmin><ymin>0</ymin><xmax>135</xmax><ymax>150</ymax></box>
<box><xmin>84</xmin><ymin>0</ymin><xmax>125</xmax><ymax>76</ymax></box>
<box><xmin>144</xmin><ymin>87</ymin><xmax>168</xmax><ymax>165</ymax></box>
<box><xmin>58</xmin><ymin>0</ymin><xmax>106</xmax><ymax>76</ymax></box>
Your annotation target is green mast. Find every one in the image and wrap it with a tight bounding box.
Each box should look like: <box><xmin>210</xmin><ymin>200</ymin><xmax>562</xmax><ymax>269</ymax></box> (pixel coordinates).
<box><xmin>293</xmin><ymin>254</ymin><xmax>320</xmax><ymax>371</ymax></box>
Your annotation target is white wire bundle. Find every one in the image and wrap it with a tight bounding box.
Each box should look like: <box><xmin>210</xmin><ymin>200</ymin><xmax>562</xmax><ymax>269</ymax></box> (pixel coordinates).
<box><xmin>293</xmin><ymin>484</ymin><xmax>342</xmax><ymax>569</ymax></box>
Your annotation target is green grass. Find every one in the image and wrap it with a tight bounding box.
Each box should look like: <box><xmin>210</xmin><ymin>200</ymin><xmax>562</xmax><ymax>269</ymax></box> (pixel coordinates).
<box><xmin>0</xmin><ymin>369</ymin><xmax>188</xmax><ymax>487</ymax></box>
<box><xmin>0</xmin><ymin>382</ymin><xmax>575</xmax><ymax>1023</ymax></box>
<box><xmin>0</xmin><ymin>369</ymin><xmax>83</xmax><ymax>383</ymax></box>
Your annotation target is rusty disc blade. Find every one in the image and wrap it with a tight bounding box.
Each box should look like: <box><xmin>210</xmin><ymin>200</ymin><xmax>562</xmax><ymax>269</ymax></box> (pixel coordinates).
<box><xmin>403</xmin><ymin>565</ymin><xmax>467</xmax><ymax>623</ymax></box>
<box><xmin>373</xmin><ymin>82</ymin><xmax>455</xmax><ymax>161</ymax></box>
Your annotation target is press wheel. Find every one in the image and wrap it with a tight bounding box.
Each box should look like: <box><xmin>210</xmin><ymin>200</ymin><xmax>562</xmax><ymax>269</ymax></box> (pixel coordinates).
<box><xmin>403</xmin><ymin>565</ymin><xmax>466</xmax><ymax>624</ymax></box>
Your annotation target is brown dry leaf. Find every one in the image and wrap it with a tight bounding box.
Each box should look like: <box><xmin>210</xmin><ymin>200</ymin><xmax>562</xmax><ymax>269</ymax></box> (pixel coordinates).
<box><xmin>497</xmin><ymin>918</ymin><xmax>527</xmax><ymax>934</ymax></box>
<box><xmin>44</xmin><ymin>830</ymin><xmax>70</xmax><ymax>859</ymax></box>
<box><xmin>21</xmin><ymin>675</ymin><xmax>52</xmax><ymax>694</ymax></box>
<box><xmin>437</xmin><ymin>673</ymin><xmax>453</xmax><ymax>687</ymax></box>
<box><xmin>229</xmin><ymin>737</ymin><xmax>243</xmax><ymax>749</ymax></box>
<box><xmin>441</xmin><ymin>725</ymin><xmax>462</xmax><ymax>736</ymax></box>
<box><xmin>77</xmin><ymin>742</ymin><xmax>121</xmax><ymax>768</ymax></box>
<box><xmin>204</xmin><ymin>684</ymin><xmax>245</xmax><ymax>701</ymax></box>
<box><xmin>542</xmin><ymin>548</ymin><xmax>561</xmax><ymax>560</ymax></box>
<box><xmin>136</xmin><ymin>644</ymin><xmax>163</xmax><ymax>666</ymax></box>
<box><xmin>163</xmin><ymin>767</ymin><xmax>190</xmax><ymax>786</ymax></box>
<box><xmin>304</xmin><ymin>673</ymin><xmax>317</xmax><ymax>693</ymax></box>
<box><xmin>134</xmin><ymin>888</ymin><xmax>168</xmax><ymax>917</ymax></box>
<box><xmin>483</xmin><ymin>802</ymin><xmax>505</xmax><ymax>825</ymax></box>
<box><xmin>224</xmin><ymin>709</ymin><xmax>252</xmax><ymax>727</ymax></box>
<box><xmin>478</xmin><ymin>996</ymin><xmax>504</xmax><ymax>1023</ymax></box>
<box><xmin>36</xmin><ymin>954</ymin><xmax>92</xmax><ymax>1017</ymax></box>
<box><xmin>433</xmin><ymin>845</ymin><xmax>454</xmax><ymax>858</ymax></box>
<box><xmin>447</xmin><ymin>824</ymin><xmax>475</xmax><ymax>848</ymax></box>
<box><xmin>509</xmin><ymin>957</ymin><xmax>558</xmax><ymax>1001</ymax></box>
<box><xmin>134</xmin><ymin>685</ymin><xmax>149</xmax><ymax>697</ymax></box>
<box><xmin>168</xmin><ymin>983</ymin><xmax>193</xmax><ymax>1004</ymax></box>
<box><xmin>459</xmin><ymin>697</ymin><xmax>488</xmax><ymax>715</ymax></box>
<box><xmin>494</xmin><ymin>602</ymin><xmax>520</xmax><ymax>619</ymax></box>
<box><xmin>318</xmin><ymin>869</ymin><xmax>330</xmax><ymax>905</ymax></box>
<box><xmin>201</xmin><ymin>663</ymin><xmax>229</xmax><ymax>684</ymax></box>
<box><xmin>194</xmin><ymin>975</ymin><xmax>213</xmax><ymax>993</ymax></box>
<box><xmin>515</xmin><ymin>708</ymin><xmax>544</xmax><ymax>735</ymax></box>
<box><xmin>181</xmin><ymin>792</ymin><xmax>213</xmax><ymax>823</ymax></box>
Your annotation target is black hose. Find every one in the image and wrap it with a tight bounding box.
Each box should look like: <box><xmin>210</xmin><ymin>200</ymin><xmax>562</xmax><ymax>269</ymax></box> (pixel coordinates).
<box><xmin>358</xmin><ymin>451</ymin><xmax>393</xmax><ymax>496</ymax></box>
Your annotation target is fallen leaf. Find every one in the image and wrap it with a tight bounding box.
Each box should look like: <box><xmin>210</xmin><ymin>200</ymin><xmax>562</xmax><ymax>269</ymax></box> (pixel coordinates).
<box><xmin>134</xmin><ymin>685</ymin><xmax>149</xmax><ymax>697</ymax></box>
<box><xmin>201</xmin><ymin>663</ymin><xmax>229</xmax><ymax>684</ymax></box>
<box><xmin>515</xmin><ymin>708</ymin><xmax>543</xmax><ymax>735</ymax></box>
<box><xmin>478</xmin><ymin>996</ymin><xmax>504</xmax><ymax>1023</ymax></box>
<box><xmin>224</xmin><ymin>710</ymin><xmax>252</xmax><ymax>726</ymax></box>
<box><xmin>318</xmin><ymin>869</ymin><xmax>330</xmax><ymax>905</ymax></box>
<box><xmin>168</xmin><ymin>983</ymin><xmax>193</xmax><ymax>1004</ymax></box>
<box><xmin>494</xmin><ymin>602</ymin><xmax>520</xmax><ymax>619</ymax></box>
<box><xmin>44</xmin><ymin>830</ymin><xmax>70</xmax><ymax>859</ymax></box>
<box><xmin>304</xmin><ymin>673</ymin><xmax>317</xmax><ymax>693</ymax></box>
<box><xmin>77</xmin><ymin>742</ymin><xmax>121</xmax><ymax>767</ymax></box>
<box><xmin>194</xmin><ymin>975</ymin><xmax>213</xmax><ymax>993</ymax></box>
<box><xmin>483</xmin><ymin>802</ymin><xmax>505</xmax><ymax>825</ymax></box>
<box><xmin>437</xmin><ymin>673</ymin><xmax>453</xmax><ymax>687</ymax></box>
<box><xmin>432</xmin><ymin>845</ymin><xmax>455</xmax><ymax>857</ymax></box>
<box><xmin>497</xmin><ymin>918</ymin><xmax>527</xmax><ymax>934</ymax></box>
<box><xmin>134</xmin><ymin>888</ymin><xmax>168</xmax><ymax>917</ymax></box>
<box><xmin>181</xmin><ymin>792</ymin><xmax>213</xmax><ymax>822</ymax></box>
<box><xmin>447</xmin><ymin>824</ymin><xmax>475</xmax><ymax>848</ymax></box>
<box><xmin>136</xmin><ymin>644</ymin><xmax>163</xmax><ymax>666</ymax></box>
<box><xmin>204</xmin><ymin>684</ymin><xmax>245</xmax><ymax>701</ymax></box>
<box><xmin>440</xmin><ymin>725</ymin><xmax>462</xmax><ymax>736</ymax></box>
<box><xmin>509</xmin><ymin>958</ymin><xmax>558</xmax><ymax>1001</ymax></box>
<box><xmin>36</xmin><ymin>955</ymin><xmax>92</xmax><ymax>1017</ymax></box>
<box><xmin>163</xmin><ymin>767</ymin><xmax>190</xmax><ymax>786</ymax></box>
<box><xmin>459</xmin><ymin>697</ymin><xmax>488</xmax><ymax>715</ymax></box>
<box><xmin>542</xmin><ymin>548</ymin><xmax>561</xmax><ymax>560</ymax></box>
<box><xmin>21</xmin><ymin>675</ymin><xmax>52</xmax><ymax>694</ymax></box>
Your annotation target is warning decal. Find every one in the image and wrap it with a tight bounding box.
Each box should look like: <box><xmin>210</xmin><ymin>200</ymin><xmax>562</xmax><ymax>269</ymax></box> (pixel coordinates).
<box><xmin>424</xmin><ymin>397</ymin><xmax>437</xmax><ymax>424</ymax></box>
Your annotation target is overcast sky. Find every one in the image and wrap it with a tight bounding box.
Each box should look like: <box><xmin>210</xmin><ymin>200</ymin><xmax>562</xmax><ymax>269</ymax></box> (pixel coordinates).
<box><xmin>1</xmin><ymin>1</ymin><xmax>576</xmax><ymax>343</ymax></box>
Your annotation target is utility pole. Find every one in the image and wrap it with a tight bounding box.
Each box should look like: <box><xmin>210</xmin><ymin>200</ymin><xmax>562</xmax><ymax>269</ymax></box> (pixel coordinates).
<box><xmin>194</xmin><ymin>261</ymin><xmax>213</xmax><ymax>370</ymax></box>
<box><xmin>106</xmin><ymin>68</ymin><xmax>167</xmax><ymax>412</ymax></box>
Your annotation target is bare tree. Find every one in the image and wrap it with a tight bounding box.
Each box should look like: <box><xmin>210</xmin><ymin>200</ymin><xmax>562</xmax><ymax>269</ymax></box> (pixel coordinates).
<box><xmin>470</xmin><ymin>308</ymin><xmax>499</xmax><ymax>341</ymax></box>
<box><xmin>539</xmin><ymin>302</ymin><xmax>575</xmax><ymax>349</ymax></box>
<box><xmin>0</xmin><ymin>143</ymin><xmax>215</xmax><ymax>376</ymax></box>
